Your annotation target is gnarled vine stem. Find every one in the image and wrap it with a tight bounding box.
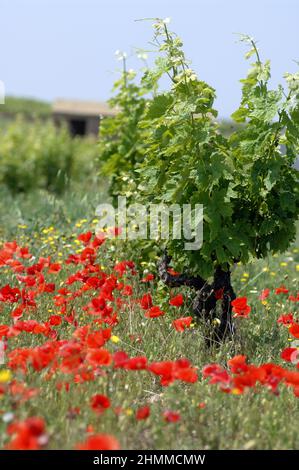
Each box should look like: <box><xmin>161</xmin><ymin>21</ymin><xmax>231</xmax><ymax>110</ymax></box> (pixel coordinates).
<box><xmin>158</xmin><ymin>251</ymin><xmax>236</xmax><ymax>342</ymax></box>
<box><xmin>158</xmin><ymin>251</ymin><xmax>205</xmax><ymax>290</ymax></box>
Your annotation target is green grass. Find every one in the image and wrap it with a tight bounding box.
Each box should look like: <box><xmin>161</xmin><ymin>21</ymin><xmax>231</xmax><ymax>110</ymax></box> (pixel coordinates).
<box><xmin>0</xmin><ymin>187</ymin><xmax>298</xmax><ymax>450</ymax></box>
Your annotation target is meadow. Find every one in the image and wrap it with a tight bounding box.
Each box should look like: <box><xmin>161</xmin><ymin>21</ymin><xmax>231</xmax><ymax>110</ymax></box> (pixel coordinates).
<box><xmin>0</xmin><ymin>19</ymin><xmax>298</xmax><ymax>452</ymax></box>
<box><xmin>0</xmin><ymin>186</ymin><xmax>298</xmax><ymax>450</ymax></box>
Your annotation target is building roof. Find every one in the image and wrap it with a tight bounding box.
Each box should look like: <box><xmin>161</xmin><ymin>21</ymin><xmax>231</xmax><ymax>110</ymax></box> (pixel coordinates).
<box><xmin>52</xmin><ymin>99</ymin><xmax>117</xmax><ymax>117</ymax></box>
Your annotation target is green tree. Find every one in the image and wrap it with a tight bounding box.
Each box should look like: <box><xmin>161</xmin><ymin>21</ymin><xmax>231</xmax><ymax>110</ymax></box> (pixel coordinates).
<box><xmin>137</xmin><ymin>21</ymin><xmax>299</xmax><ymax>340</ymax></box>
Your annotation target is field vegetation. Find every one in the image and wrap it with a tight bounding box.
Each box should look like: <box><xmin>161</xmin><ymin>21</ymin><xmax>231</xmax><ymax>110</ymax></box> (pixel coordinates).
<box><xmin>0</xmin><ymin>19</ymin><xmax>298</xmax><ymax>450</ymax></box>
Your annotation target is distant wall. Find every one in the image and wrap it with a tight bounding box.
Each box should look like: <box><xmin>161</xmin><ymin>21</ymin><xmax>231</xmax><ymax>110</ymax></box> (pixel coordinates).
<box><xmin>53</xmin><ymin>114</ymin><xmax>100</xmax><ymax>137</ymax></box>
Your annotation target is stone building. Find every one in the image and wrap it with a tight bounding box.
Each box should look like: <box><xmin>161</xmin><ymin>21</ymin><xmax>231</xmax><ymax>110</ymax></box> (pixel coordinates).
<box><xmin>52</xmin><ymin>99</ymin><xmax>116</xmax><ymax>136</ymax></box>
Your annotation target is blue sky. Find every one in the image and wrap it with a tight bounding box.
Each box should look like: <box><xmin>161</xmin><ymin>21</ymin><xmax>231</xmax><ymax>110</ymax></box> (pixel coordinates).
<box><xmin>1</xmin><ymin>0</ymin><xmax>298</xmax><ymax>117</ymax></box>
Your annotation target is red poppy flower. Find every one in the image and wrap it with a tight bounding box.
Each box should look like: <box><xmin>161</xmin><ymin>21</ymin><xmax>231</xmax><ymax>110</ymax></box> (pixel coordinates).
<box><xmin>163</xmin><ymin>410</ymin><xmax>181</xmax><ymax>423</ymax></box>
<box><xmin>86</xmin><ymin>328</ymin><xmax>111</xmax><ymax>348</ymax></box>
<box><xmin>114</xmin><ymin>260</ymin><xmax>135</xmax><ymax>276</ymax></box>
<box><xmin>6</xmin><ymin>417</ymin><xmax>47</xmax><ymax>450</ymax></box>
<box><xmin>259</xmin><ymin>288</ymin><xmax>270</xmax><ymax>300</ymax></box>
<box><xmin>232</xmin><ymin>368</ymin><xmax>260</xmax><ymax>391</ymax></box>
<box><xmin>149</xmin><ymin>361</ymin><xmax>174</xmax><ymax>378</ymax></box>
<box><xmin>141</xmin><ymin>273</ymin><xmax>154</xmax><ymax>282</ymax></box>
<box><xmin>284</xmin><ymin>370</ymin><xmax>299</xmax><ymax>387</ymax></box>
<box><xmin>77</xmin><ymin>232</ymin><xmax>92</xmax><ymax>244</ymax></box>
<box><xmin>113</xmin><ymin>351</ymin><xmax>129</xmax><ymax>368</ymax></box>
<box><xmin>231</xmin><ymin>297</ymin><xmax>251</xmax><ymax>318</ymax></box>
<box><xmin>281</xmin><ymin>348</ymin><xmax>298</xmax><ymax>363</ymax></box>
<box><xmin>140</xmin><ymin>293</ymin><xmax>153</xmax><ymax>310</ymax></box>
<box><xmin>277</xmin><ymin>313</ymin><xmax>294</xmax><ymax>326</ymax></box>
<box><xmin>0</xmin><ymin>285</ymin><xmax>21</xmax><ymax>303</ymax></box>
<box><xmin>125</xmin><ymin>356</ymin><xmax>147</xmax><ymax>370</ymax></box>
<box><xmin>0</xmin><ymin>325</ymin><xmax>10</xmax><ymax>338</ymax></box>
<box><xmin>275</xmin><ymin>286</ymin><xmax>289</xmax><ymax>295</ymax></box>
<box><xmin>16</xmin><ymin>246</ymin><xmax>32</xmax><ymax>259</ymax></box>
<box><xmin>49</xmin><ymin>315</ymin><xmax>62</xmax><ymax>326</ymax></box>
<box><xmin>173</xmin><ymin>316</ymin><xmax>192</xmax><ymax>332</ymax></box>
<box><xmin>169</xmin><ymin>294</ymin><xmax>184</xmax><ymax>307</ymax></box>
<box><xmin>149</xmin><ymin>358</ymin><xmax>197</xmax><ymax>386</ymax></box>
<box><xmin>43</xmin><ymin>283</ymin><xmax>55</xmax><ymax>293</ymax></box>
<box><xmin>145</xmin><ymin>306</ymin><xmax>165</xmax><ymax>318</ymax></box>
<box><xmin>175</xmin><ymin>365</ymin><xmax>198</xmax><ymax>384</ymax></box>
<box><xmin>122</xmin><ymin>285</ymin><xmax>133</xmax><ymax>296</ymax></box>
<box><xmin>48</xmin><ymin>263</ymin><xmax>62</xmax><ymax>274</ymax></box>
<box><xmin>90</xmin><ymin>394</ymin><xmax>111</xmax><ymax>414</ymax></box>
<box><xmin>76</xmin><ymin>434</ymin><xmax>120</xmax><ymax>450</ymax></box>
<box><xmin>136</xmin><ymin>406</ymin><xmax>150</xmax><ymax>420</ymax></box>
<box><xmin>227</xmin><ymin>355</ymin><xmax>248</xmax><ymax>373</ymax></box>
<box><xmin>289</xmin><ymin>323</ymin><xmax>299</xmax><ymax>339</ymax></box>
<box><xmin>202</xmin><ymin>364</ymin><xmax>231</xmax><ymax>387</ymax></box>
<box><xmin>87</xmin><ymin>349</ymin><xmax>112</xmax><ymax>366</ymax></box>
<box><xmin>289</xmin><ymin>293</ymin><xmax>299</xmax><ymax>302</ymax></box>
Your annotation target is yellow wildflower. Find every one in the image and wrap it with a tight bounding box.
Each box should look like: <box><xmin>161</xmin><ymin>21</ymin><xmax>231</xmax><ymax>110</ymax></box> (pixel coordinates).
<box><xmin>111</xmin><ymin>335</ymin><xmax>120</xmax><ymax>344</ymax></box>
<box><xmin>0</xmin><ymin>370</ymin><xmax>12</xmax><ymax>383</ymax></box>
